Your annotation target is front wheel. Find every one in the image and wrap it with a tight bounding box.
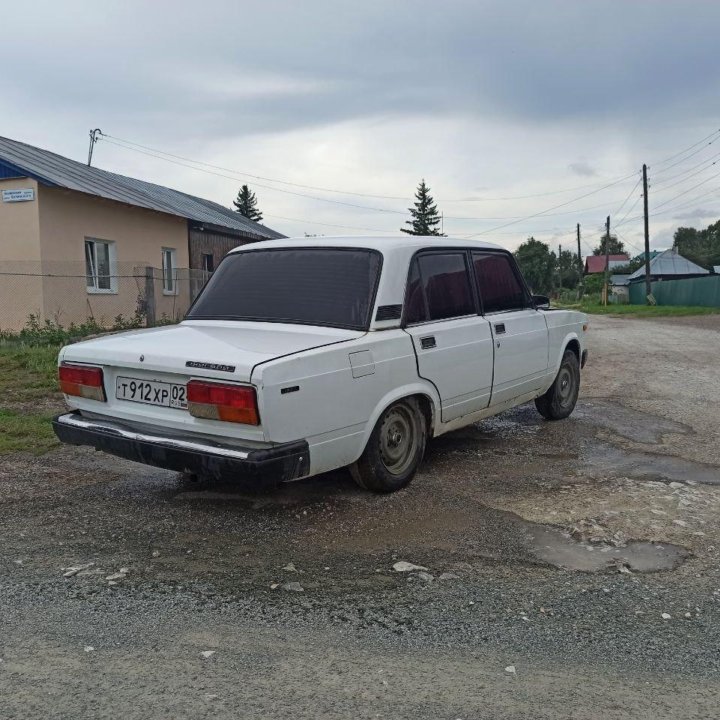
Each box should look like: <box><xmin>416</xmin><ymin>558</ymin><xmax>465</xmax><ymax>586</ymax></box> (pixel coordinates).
<box><xmin>535</xmin><ymin>350</ymin><xmax>580</xmax><ymax>420</ymax></box>
<box><xmin>350</xmin><ymin>398</ymin><xmax>426</xmax><ymax>493</ymax></box>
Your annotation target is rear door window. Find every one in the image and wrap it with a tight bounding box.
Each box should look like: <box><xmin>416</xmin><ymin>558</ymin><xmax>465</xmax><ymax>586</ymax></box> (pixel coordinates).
<box><xmin>405</xmin><ymin>252</ymin><xmax>476</xmax><ymax>324</ymax></box>
<box><xmin>472</xmin><ymin>252</ymin><xmax>529</xmax><ymax>314</ymax></box>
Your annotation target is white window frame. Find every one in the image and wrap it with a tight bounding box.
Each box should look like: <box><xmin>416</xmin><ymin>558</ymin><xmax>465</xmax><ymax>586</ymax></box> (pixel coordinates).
<box><xmin>85</xmin><ymin>238</ymin><xmax>118</xmax><ymax>294</ymax></box>
<box><xmin>162</xmin><ymin>247</ymin><xmax>178</xmax><ymax>295</ymax></box>
<box><xmin>201</xmin><ymin>253</ymin><xmax>214</xmax><ymax>273</ymax></box>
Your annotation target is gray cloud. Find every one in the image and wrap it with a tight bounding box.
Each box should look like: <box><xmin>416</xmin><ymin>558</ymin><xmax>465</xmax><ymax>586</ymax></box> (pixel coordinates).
<box><xmin>672</xmin><ymin>208</ymin><xmax>720</xmax><ymax>221</ymax></box>
<box><xmin>0</xmin><ymin>0</ymin><xmax>718</xmax><ymax>243</ymax></box>
<box><xmin>569</xmin><ymin>162</ymin><xmax>597</xmax><ymax>177</ymax></box>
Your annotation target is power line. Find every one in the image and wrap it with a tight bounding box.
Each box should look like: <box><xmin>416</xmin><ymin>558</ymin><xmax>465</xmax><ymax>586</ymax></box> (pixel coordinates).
<box><xmin>651</xmin><ymin>133</ymin><xmax>720</xmax><ymax>177</ymax></box>
<box><xmin>102</xmin><ymin>132</ymin><xmax>644</xmax><ymax>203</ymax></box>
<box><xmin>611</xmin><ymin>175</ymin><xmax>643</xmax><ymax>217</ymax></box>
<box><xmin>651</xmin><ymin>148</ymin><xmax>720</xmax><ymax>187</ymax></box>
<box><xmin>652</xmin><ymin>168</ymin><xmax>720</xmax><ymax>212</ymax></box>
<box><xmin>616</xmin><ymin>193</ymin><xmax>644</xmax><ymax>226</ymax></box>
<box><xmin>466</xmin><ymin>173</ymin><xmax>639</xmax><ymax>237</ymax></box>
<box><xmin>101</xmin><ymin>134</ymin><xmax>409</xmax><ymax>201</ymax></box>
<box><xmin>100</xmin><ymin>135</ymin><xmax>640</xmax><ymax>223</ymax></box>
<box><xmin>651</xmin><ymin>127</ymin><xmax>720</xmax><ymax>168</ymax></box>
<box><xmin>651</xmin><ymin>155</ymin><xmax>720</xmax><ymax>193</ymax></box>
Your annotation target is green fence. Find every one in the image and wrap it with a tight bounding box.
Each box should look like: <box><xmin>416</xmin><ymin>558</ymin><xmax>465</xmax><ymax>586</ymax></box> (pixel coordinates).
<box><xmin>629</xmin><ymin>275</ymin><xmax>720</xmax><ymax>307</ymax></box>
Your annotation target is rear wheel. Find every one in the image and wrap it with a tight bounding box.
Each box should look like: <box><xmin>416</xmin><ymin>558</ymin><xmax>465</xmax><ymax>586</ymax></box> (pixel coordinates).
<box><xmin>535</xmin><ymin>349</ymin><xmax>580</xmax><ymax>420</ymax></box>
<box><xmin>351</xmin><ymin>398</ymin><xmax>426</xmax><ymax>493</ymax></box>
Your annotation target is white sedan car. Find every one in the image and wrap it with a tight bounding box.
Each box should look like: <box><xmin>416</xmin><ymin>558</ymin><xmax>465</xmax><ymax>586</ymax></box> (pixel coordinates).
<box><xmin>54</xmin><ymin>236</ymin><xmax>588</xmax><ymax>493</ymax></box>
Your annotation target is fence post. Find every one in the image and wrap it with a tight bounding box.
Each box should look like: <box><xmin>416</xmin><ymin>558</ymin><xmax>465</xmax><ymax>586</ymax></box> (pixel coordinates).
<box><xmin>144</xmin><ymin>266</ymin><xmax>156</xmax><ymax>327</ymax></box>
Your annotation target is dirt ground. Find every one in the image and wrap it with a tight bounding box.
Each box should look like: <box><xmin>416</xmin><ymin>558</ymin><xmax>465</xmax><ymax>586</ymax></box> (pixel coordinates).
<box><xmin>1</xmin><ymin>314</ymin><xmax>719</xmax><ymax>719</ymax></box>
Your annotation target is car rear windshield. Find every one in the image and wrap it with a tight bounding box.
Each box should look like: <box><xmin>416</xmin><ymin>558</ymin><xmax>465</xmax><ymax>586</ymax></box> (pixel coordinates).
<box><xmin>186</xmin><ymin>248</ymin><xmax>382</xmax><ymax>330</ymax></box>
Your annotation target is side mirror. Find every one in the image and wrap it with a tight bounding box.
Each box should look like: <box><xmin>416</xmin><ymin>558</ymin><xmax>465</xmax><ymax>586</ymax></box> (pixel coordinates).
<box><xmin>533</xmin><ymin>294</ymin><xmax>550</xmax><ymax>309</ymax></box>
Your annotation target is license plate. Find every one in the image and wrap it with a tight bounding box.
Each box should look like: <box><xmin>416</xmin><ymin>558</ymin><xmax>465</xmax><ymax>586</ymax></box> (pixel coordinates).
<box><xmin>116</xmin><ymin>376</ymin><xmax>187</xmax><ymax>409</ymax></box>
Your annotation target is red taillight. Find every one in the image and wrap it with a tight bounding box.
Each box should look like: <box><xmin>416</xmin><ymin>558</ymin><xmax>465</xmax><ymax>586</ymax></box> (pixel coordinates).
<box><xmin>59</xmin><ymin>363</ymin><xmax>106</xmax><ymax>401</ymax></box>
<box><xmin>187</xmin><ymin>380</ymin><xmax>259</xmax><ymax>425</ymax></box>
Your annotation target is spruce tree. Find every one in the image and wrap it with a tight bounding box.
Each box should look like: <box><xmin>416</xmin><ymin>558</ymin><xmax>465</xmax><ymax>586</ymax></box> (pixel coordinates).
<box><xmin>233</xmin><ymin>184</ymin><xmax>263</xmax><ymax>222</ymax></box>
<box><xmin>400</xmin><ymin>179</ymin><xmax>444</xmax><ymax>236</ymax></box>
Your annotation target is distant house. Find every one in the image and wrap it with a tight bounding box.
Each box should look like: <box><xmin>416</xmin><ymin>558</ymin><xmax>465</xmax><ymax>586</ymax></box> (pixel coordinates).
<box><xmin>609</xmin><ymin>274</ymin><xmax>631</xmax><ymax>303</ymax></box>
<box><xmin>584</xmin><ymin>254</ymin><xmax>630</xmax><ymax>274</ymax></box>
<box><xmin>627</xmin><ymin>248</ymin><xmax>709</xmax><ymax>283</ymax></box>
<box><xmin>0</xmin><ymin>136</ymin><xmax>284</xmax><ymax>330</ymax></box>
<box><xmin>631</xmin><ymin>250</ymin><xmax>661</xmax><ymax>264</ymax></box>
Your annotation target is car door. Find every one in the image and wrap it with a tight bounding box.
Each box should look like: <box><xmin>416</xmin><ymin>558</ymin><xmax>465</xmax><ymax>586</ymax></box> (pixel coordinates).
<box><xmin>403</xmin><ymin>251</ymin><xmax>494</xmax><ymax>423</ymax></box>
<box><xmin>471</xmin><ymin>251</ymin><xmax>549</xmax><ymax>407</ymax></box>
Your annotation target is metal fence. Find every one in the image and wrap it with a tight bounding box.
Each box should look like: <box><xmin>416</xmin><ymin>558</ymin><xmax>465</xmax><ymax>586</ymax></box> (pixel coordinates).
<box><xmin>628</xmin><ymin>274</ymin><xmax>720</xmax><ymax>307</ymax></box>
<box><xmin>0</xmin><ymin>261</ymin><xmax>211</xmax><ymax>333</ymax></box>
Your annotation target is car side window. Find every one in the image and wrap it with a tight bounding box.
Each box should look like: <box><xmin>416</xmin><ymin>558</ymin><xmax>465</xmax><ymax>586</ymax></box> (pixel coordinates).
<box><xmin>404</xmin><ymin>258</ymin><xmax>427</xmax><ymax>324</ymax></box>
<box><xmin>473</xmin><ymin>252</ymin><xmax>528</xmax><ymax>314</ymax></box>
<box><xmin>405</xmin><ymin>253</ymin><xmax>476</xmax><ymax>324</ymax></box>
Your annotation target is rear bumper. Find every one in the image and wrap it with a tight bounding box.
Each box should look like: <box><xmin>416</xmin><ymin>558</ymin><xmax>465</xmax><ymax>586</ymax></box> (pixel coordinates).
<box><xmin>53</xmin><ymin>412</ymin><xmax>309</xmax><ymax>487</ymax></box>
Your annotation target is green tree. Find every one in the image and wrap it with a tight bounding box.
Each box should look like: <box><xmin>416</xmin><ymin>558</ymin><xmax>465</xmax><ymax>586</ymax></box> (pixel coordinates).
<box><xmin>400</xmin><ymin>179</ymin><xmax>444</xmax><ymax>236</ymax></box>
<box><xmin>558</xmin><ymin>248</ymin><xmax>581</xmax><ymax>289</ymax></box>
<box><xmin>233</xmin><ymin>184</ymin><xmax>263</xmax><ymax>222</ymax></box>
<box><xmin>514</xmin><ymin>237</ymin><xmax>557</xmax><ymax>294</ymax></box>
<box><xmin>674</xmin><ymin>221</ymin><xmax>720</xmax><ymax>269</ymax></box>
<box><xmin>592</xmin><ymin>234</ymin><xmax>626</xmax><ymax>256</ymax></box>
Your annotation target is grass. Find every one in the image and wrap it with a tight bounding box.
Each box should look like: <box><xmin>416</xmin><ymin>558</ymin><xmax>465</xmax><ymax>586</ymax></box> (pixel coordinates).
<box><xmin>0</xmin><ymin>408</ymin><xmax>59</xmax><ymax>454</ymax></box>
<box><xmin>0</xmin><ymin>342</ymin><xmax>62</xmax><ymax>455</ymax></box>
<box><xmin>555</xmin><ymin>300</ymin><xmax>720</xmax><ymax>317</ymax></box>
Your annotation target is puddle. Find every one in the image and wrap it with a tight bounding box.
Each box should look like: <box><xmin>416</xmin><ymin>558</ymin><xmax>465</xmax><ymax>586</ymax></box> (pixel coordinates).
<box><xmin>574</xmin><ymin>399</ymin><xmax>691</xmax><ymax>444</ymax></box>
<box><xmin>525</xmin><ymin>523</ymin><xmax>689</xmax><ymax>572</ymax></box>
<box><xmin>583</xmin><ymin>444</ymin><xmax>720</xmax><ymax>485</ymax></box>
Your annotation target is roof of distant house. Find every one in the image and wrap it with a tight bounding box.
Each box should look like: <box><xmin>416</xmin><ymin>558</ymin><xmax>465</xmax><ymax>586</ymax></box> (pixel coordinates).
<box><xmin>610</xmin><ymin>274</ymin><xmax>631</xmax><ymax>286</ymax></box>
<box><xmin>584</xmin><ymin>254</ymin><xmax>630</xmax><ymax>274</ymax></box>
<box><xmin>628</xmin><ymin>248</ymin><xmax>709</xmax><ymax>280</ymax></box>
<box><xmin>0</xmin><ymin>136</ymin><xmax>284</xmax><ymax>240</ymax></box>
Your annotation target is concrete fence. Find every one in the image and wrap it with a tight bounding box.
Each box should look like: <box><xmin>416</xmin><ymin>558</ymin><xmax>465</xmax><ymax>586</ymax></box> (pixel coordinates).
<box><xmin>0</xmin><ymin>261</ymin><xmax>211</xmax><ymax>332</ymax></box>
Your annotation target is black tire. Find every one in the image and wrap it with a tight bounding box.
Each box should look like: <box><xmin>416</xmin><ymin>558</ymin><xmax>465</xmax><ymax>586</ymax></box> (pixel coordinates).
<box><xmin>351</xmin><ymin>398</ymin><xmax>427</xmax><ymax>493</ymax></box>
<box><xmin>535</xmin><ymin>349</ymin><xmax>580</xmax><ymax>420</ymax></box>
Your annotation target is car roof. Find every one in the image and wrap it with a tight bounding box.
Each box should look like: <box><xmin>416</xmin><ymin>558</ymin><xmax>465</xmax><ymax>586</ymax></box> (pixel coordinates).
<box><xmin>228</xmin><ymin>235</ymin><xmax>505</xmax><ymax>254</ymax></box>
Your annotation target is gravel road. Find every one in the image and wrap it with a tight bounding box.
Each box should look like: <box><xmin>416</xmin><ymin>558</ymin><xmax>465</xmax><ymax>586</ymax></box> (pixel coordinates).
<box><xmin>1</xmin><ymin>315</ymin><xmax>719</xmax><ymax>719</ymax></box>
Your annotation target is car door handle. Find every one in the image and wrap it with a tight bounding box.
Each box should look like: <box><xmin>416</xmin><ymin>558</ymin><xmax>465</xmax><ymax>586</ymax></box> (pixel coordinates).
<box><xmin>494</xmin><ymin>323</ymin><xmax>506</xmax><ymax>335</ymax></box>
<box><xmin>420</xmin><ymin>336</ymin><xmax>436</xmax><ymax>349</ymax></box>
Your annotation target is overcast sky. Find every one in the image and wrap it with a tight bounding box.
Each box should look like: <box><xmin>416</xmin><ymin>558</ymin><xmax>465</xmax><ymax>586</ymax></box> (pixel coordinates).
<box><xmin>2</xmin><ymin>0</ymin><xmax>719</xmax><ymax>256</ymax></box>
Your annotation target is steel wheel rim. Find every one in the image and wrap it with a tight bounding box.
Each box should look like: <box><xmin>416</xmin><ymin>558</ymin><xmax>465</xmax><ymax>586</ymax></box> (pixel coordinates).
<box><xmin>557</xmin><ymin>366</ymin><xmax>576</xmax><ymax>407</ymax></box>
<box><xmin>379</xmin><ymin>406</ymin><xmax>416</xmax><ymax>476</ymax></box>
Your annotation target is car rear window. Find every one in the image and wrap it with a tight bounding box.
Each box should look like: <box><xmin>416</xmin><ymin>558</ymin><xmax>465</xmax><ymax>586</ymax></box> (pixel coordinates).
<box><xmin>186</xmin><ymin>248</ymin><xmax>382</xmax><ymax>330</ymax></box>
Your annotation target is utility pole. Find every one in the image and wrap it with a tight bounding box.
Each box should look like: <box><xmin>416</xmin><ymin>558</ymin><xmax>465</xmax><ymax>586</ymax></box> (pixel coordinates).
<box><xmin>87</xmin><ymin>128</ymin><xmax>102</xmax><ymax>166</ymax></box>
<box><xmin>604</xmin><ymin>215</ymin><xmax>611</xmax><ymax>306</ymax></box>
<box><xmin>576</xmin><ymin>223</ymin><xmax>584</xmax><ymax>299</ymax></box>
<box><xmin>558</xmin><ymin>243</ymin><xmax>563</xmax><ymax>293</ymax></box>
<box><xmin>642</xmin><ymin>163</ymin><xmax>652</xmax><ymax>303</ymax></box>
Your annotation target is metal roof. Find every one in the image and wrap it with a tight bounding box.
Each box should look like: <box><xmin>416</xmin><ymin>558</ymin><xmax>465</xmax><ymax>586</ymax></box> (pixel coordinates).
<box><xmin>0</xmin><ymin>136</ymin><xmax>284</xmax><ymax>239</ymax></box>
<box><xmin>627</xmin><ymin>248</ymin><xmax>709</xmax><ymax>280</ymax></box>
<box><xmin>584</xmin><ymin>254</ymin><xmax>630</xmax><ymax>274</ymax></box>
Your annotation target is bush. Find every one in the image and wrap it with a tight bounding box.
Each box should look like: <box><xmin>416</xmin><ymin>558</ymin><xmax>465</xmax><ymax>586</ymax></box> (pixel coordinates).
<box><xmin>0</xmin><ymin>312</ymin><xmax>152</xmax><ymax>347</ymax></box>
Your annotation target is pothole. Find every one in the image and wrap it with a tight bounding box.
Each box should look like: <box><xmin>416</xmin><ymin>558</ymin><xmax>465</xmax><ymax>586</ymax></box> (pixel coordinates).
<box><xmin>574</xmin><ymin>399</ymin><xmax>691</xmax><ymax>444</ymax></box>
<box><xmin>524</xmin><ymin>522</ymin><xmax>689</xmax><ymax>572</ymax></box>
<box><xmin>583</xmin><ymin>444</ymin><xmax>720</xmax><ymax>485</ymax></box>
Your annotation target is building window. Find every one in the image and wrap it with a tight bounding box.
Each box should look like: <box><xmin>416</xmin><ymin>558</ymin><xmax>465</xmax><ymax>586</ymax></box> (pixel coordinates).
<box><xmin>162</xmin><ymin>248</ymin><xmax>177</xmax><ymax>294</ymax></box>
<box><xmin>201</xmin><ymin>253</ymin><xmax>214</xmax><ymax>273</ymax></box>
<box><xmin>85</xmin><ymin>239</ymin><xmax>117</xmax><ymax>293</ymax></box>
